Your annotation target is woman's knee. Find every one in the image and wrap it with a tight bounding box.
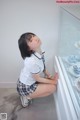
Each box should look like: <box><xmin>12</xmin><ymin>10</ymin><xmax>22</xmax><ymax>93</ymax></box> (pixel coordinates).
<box><xmin>48</xmin><ymin>84</ymin><xmax>56</xmax><ymax>93</ymax></box>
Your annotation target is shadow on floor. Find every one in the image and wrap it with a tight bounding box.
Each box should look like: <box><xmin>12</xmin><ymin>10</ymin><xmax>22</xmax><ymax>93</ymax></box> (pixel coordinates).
<box><xmin>0</xmin><ymin>88</ymin><xmax>58</xmax><ymax>120</ymax></box>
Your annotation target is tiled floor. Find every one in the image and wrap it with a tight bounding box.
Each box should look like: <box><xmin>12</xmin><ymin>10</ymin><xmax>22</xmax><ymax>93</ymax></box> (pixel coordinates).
<box><xmin>0</xmin><ymin>88</ymin><xmax>58</xmax><ymax>120</ymax></box>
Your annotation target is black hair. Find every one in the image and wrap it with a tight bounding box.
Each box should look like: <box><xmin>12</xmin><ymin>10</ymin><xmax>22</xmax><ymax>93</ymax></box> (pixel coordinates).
<box><xmin>18</xmin><ymin>32</ymin><xmax>36</xmax><ymax>59</ymax></box>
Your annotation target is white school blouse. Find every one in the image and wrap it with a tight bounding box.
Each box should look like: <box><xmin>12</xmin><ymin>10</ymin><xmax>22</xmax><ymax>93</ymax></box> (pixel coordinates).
<box><xmin>19</xmin><ymin>52</ymin><xmax>45</xmax><ymax>86</ymax></box>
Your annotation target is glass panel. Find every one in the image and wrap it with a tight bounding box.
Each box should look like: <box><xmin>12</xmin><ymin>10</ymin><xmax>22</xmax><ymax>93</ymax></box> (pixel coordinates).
<box><xmin>58</xmin><ymin>7</ymin><xmax>80</xmax><ymax>118</ymax></box>
<box><xmin>59</xmin><ymin>8</ymin><xmax>80</xmax><ymax>56</ymax></box>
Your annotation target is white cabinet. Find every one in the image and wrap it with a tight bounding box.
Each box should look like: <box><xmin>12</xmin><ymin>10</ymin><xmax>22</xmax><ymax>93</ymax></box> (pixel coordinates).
<box><xmin>54</xmin><ymin>56</ymin><xmax>80</xmax><ymax>120</ymax></box>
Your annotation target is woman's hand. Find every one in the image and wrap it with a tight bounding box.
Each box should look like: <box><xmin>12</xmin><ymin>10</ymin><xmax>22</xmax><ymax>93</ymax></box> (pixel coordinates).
<box><xmin>51</xmin><ymin>72</ymin><xmax>59</xmax><ymax>80</ymax></box>
<box><xmin>49</xmin><ymin>72</ymin><xmax>59</xmax><ymax>85</ymax></box>
<box><xmin>44</xmin><ymin>70</ymin><xmax>59</xmax><ymax>85</ymax></box>
<box><xmin>44</xmin><ymin>70</ymin><xmax>51</xmax><ymax>79</ymax></box>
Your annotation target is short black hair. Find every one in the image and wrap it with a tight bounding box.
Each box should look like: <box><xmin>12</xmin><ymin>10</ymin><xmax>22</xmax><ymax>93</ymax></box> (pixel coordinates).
<box><xmin>18</xmin><ymin>32</ymin><xmax>36</xmax><ymax>59</ymax></box>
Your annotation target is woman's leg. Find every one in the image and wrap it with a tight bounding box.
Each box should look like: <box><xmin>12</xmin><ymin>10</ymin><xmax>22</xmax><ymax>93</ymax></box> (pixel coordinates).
<box><xmin>28</xmin><ymin>84</ymin><xmax>56</xmax><ymax>99</ymax></box>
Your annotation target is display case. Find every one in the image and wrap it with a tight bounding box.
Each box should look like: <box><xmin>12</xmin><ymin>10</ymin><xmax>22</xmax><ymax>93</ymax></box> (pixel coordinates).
<box><xmin>54</xmin><ymin>6</ymin><xmax>80</xmax><ymax>120</ymax></box>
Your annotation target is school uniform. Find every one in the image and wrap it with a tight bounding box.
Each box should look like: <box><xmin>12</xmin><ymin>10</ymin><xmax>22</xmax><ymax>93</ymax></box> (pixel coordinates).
<box><xmin>17</xmin><ymin>51</ymin><xmax>45</xmax><ymax>96</ymax></box>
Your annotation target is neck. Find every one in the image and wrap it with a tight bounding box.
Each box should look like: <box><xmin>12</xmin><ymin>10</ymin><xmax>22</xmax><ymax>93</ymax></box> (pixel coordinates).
<box><xmin>35</xmin><ymin>47</ymin><xmax>42</xmax><ymax>55</ymax></box>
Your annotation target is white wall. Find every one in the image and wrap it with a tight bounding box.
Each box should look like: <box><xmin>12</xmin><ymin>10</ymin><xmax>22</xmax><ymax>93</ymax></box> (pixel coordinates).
<box><xmin>0</xmin><ymin>0</ymin><xmax>60</xmax><ymax>87</ymax></box>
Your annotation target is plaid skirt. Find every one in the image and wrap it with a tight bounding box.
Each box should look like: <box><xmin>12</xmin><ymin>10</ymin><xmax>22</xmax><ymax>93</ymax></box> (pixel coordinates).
<box><xmin>17</xmin><ymin>80</ymin><xmax>38</xmax><ymax>96</ymax></box>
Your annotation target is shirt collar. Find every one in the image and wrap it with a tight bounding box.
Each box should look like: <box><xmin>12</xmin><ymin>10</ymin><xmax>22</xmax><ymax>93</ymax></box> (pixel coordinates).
<box><xmin>33</xmin><ymin>50</ymin><xmax>45</xmax><ymax>59</ymax></box>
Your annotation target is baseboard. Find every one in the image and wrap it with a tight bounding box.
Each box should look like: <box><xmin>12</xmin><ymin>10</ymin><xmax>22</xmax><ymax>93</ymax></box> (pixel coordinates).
<box><xmin>0</xmin><ymin>82</ymin><xmax>16</xmax><ymax>88</ymax></box>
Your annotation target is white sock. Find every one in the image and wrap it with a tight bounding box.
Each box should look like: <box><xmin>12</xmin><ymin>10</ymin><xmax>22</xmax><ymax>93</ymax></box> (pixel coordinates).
<box><xmin>26</xmin><ymin>96</ymin><xmax>32</xmax><ymax>100</ymax></box>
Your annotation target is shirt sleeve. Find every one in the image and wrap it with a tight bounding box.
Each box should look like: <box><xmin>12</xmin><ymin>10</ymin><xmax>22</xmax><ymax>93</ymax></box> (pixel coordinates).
<box><xmin>30</xmin><ymin>62</ymin><xmax>41</xmax><ymax>74</ymax></box>
<box><xmin>25</xmin><ymin>58</ymin><xmax>41</xmax><ymax>74</ymax></box>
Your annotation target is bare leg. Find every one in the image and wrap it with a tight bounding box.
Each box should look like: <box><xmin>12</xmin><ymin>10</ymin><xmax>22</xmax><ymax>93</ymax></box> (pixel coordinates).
<box><xmin>28</xmin><ymin>84</ymin><xmax>56</xmax><ymax>99</ymax></box>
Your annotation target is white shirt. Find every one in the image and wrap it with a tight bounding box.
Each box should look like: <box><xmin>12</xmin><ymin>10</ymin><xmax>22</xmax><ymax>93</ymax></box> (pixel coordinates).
<box><xmin>19</xmin><ymin>51</ymin><xmax>45</xmax><ymax>85</ymax></box>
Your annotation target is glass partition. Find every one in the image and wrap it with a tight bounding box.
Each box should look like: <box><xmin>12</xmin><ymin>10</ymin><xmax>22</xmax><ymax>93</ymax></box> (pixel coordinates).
<box><xmin>58</xmin><ymin>6</ymin><xmax>80</xmax><ymax>118</ymax></box>
<box><xmin>59</xmin><ymin>7</ymin><xmax>80</xmax><ymax>56</ymax></box>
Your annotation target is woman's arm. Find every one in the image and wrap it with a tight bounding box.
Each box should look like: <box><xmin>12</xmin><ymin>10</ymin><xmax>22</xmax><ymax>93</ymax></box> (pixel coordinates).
<box><xmin>43</xmin><ymin>69</ymin><xmax>52</xmax><ymax>78</ymax></box>
<box><xmin>32</xmin><ymin>73</ymin><xmax>58</xmax><ymax>85</ymax></box>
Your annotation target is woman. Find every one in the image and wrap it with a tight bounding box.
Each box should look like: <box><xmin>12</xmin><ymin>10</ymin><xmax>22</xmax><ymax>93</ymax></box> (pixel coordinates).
<box><xmin>17</xmin><ymin>32</ymin><xmax>58</xmax><ymax>107</ymax></box>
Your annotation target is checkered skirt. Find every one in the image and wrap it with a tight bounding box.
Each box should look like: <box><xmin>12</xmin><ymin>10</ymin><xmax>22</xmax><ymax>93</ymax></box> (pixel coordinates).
<box><xmin>17</xmin><ymin>80</ymin><xmax>38</xmax><ymax>96</ymax></box>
